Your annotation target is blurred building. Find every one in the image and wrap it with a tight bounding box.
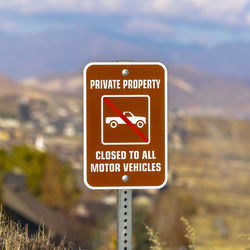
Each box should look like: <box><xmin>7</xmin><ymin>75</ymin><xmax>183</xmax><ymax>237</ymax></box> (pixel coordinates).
<box><xmin>19</xmin><ymin>97</ymin><xmax>31</xmax><ymax>122</ymax></box>
<box><xmin>35</xmin><ymin>135</ymin><xmax>46</xmax><ymax>152</ymax></box>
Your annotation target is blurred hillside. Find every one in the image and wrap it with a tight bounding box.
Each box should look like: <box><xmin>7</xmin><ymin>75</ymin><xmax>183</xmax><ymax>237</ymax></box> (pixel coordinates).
<box><xmin>21</xmin><ymin>74</ymin><xmax>82</xmax><ymax>96</ymax></box>
<box><xmin>1</xmin><ymin>66</ymin><xmax>250</xmax><ymax>248</ymax></box>
<box><xmin>168</xmin><ymin>113</ymin><xmax>250</xmax><ymax>249</ymax></box>
<box><xmin>169</xmin><ymin>65</ymin><xmax>250</xmax><ymax>118</ymax></box>
<box><xmin>18</xmin><ymin>64</ymin><xmax>250</xmax><ymax>118</ymax></box>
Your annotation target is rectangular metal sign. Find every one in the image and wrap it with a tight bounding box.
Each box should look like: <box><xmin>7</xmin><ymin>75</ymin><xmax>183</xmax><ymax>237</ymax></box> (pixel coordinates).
<box><xmin>83</xmin><ymin>62</ymin><xmax>168</xmax><ymax>189</ymax></box>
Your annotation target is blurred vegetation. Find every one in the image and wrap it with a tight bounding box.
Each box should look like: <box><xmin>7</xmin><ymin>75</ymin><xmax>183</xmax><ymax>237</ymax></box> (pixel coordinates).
<box><xmin>168</xmin><ymin>114</ymin><xmax>250</xmax><ymax>249</ymax></box>
<box><xmin>151</xmin><ymin>187</ymin><xmax>196</xmax><ymax>248</ymax></box>
<box><xmin>42</xmin><ymin>154</ymin><xmax>80</xmax><ymax>208</ymax></box>
<box><xmin>133</xmin><ymin>207</ymin><xmax>151</xmax><ymax>250</ymax></box>
<box><xmin>145</xmin><ymin>225</ymin><xmax>167</xmax><ymax>250</ymax></box>
<box><xmin>180</xmin><ymin>217</ymin><xmax>196</xmax><ymax>250</ymax></box>
<box><xmin>2</xmin><ymin>114</ymin><xmax>250</xmax><ymax>249</ymax></box>
<box><xmin>0</xmin><ymin>209</ymin><xmax>76</xmax><ymax>250</ymax></box>
<box><xmin>0</xmin><ymin>146</ymin><xmax>80</xmax><ymax>209</ymax></box>
<box><xmin>145</xmin><ymin>218</ymin><xmax>250</xmax><ymax>250</ymax></box>
<box><xmin>240</xmin><ymin>233</ymin><xmax>250</xmax><ymax>250</ymax></box>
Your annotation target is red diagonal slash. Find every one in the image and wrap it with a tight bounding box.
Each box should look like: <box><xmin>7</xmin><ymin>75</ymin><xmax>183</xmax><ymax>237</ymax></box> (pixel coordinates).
<box><xmin>103</xmin><ymin>97</ymin><xmax>148</xmax><ymax>143</ymax></box>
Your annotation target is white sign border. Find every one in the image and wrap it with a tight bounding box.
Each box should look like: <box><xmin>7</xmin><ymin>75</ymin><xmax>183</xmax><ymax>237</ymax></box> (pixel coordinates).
<box><xmin>83</xmin><ymin>62</ymin><xmax>168</xmax><ymax>190</ymax></box>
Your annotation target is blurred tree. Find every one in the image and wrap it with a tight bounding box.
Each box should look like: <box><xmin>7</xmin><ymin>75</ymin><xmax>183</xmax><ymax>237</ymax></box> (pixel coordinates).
<box><xmin>133</xmin><ymin>207</ymin><xmax>151</xmax><ymax>250</ymax></box>
<box><xmin>41</xmin><ymin>154</ymin><xmax>80</xmax><ymax>208</ymax></box>
<box><xmin>0</xmin><ymin>149</ymin><xmax>9</xmax><ymax>171</ymax></box>
<box><xmin>10</xmin><ymin>146</ymin><xmax>45</xmax><ymax>196</ymax></box>
<box><xmin>0</xmin><ymin>146</ymin><xmax>79</xmax><ymax>209</ymax></box>
<box><xmin>0</xmin><ymin>149</ymin><xmax>8</xmax><ymax>202</ymax></box>
<box><xmin>152</xmin><ymin>187</ymin><xmax>197</xmax><ymax>248</ymax></box>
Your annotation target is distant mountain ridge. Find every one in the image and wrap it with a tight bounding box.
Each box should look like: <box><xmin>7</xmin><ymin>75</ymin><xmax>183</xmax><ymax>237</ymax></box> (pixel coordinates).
<box><xmin>1</xmin><ymin>30</ymin><xmax>250</xmax><ymax>80</ymax></box>
<box><xmin>179</xmin><ymin>42</ymin><xmax>250</xmax><ymax>80</ymax></box>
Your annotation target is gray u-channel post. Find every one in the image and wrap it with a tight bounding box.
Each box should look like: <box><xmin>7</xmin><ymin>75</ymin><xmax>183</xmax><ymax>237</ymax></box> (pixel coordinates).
<box><xmin>117</xmin><ymin>60</ymin><xmax>133</xmax><ymax>250</ymax></box>
<box><xmin>117</xmin><ymin>189</ymin><xmax>132</xmax><ymax>250</ymax></box>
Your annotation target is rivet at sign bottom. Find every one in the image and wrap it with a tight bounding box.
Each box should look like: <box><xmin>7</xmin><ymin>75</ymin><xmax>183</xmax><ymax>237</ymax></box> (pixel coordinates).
<box><xmin>122</xmin><ymin>175</ymin><xmax>129</xmax><ymax>182</ymax></box>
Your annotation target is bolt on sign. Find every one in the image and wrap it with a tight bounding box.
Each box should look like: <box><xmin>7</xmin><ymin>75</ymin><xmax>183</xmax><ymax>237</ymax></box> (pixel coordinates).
<box><xmin>83</xmin><ymin>62</ymin><xmax>168</xmax><ymax>189</ymax></box>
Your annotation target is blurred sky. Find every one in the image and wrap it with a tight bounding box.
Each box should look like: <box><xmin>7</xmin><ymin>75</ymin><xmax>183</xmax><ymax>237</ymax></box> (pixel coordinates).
<box><xmin>1</xmin><ymin>1</ymin><xmax>250</xmax><ymax>79</ymax></box>
<box><xmin>1</xmin><ymin>0</ymin><xmax>250</xmax><ymax>46</ymax></box>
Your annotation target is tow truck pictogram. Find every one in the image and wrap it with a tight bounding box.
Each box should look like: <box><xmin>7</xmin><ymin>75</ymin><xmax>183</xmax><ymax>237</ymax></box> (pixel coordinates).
<box><xmin>105</xmin><ymin>111</ymin><xmax>146</xmax><ymax>128</ymax></box>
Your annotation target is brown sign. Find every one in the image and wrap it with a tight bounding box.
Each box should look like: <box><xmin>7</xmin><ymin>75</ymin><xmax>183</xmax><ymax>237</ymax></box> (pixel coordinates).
<box><xmin>83</xmin><ymin>62</ymin><xmax>167</xmax><ymax>189</ymax></box>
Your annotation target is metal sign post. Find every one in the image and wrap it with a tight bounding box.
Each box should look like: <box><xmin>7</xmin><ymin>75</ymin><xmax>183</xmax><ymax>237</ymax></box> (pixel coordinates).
<box><xmin>117</xmin><ymin>189</ymin><xmax>132</xmax><ymax>250</ymax></box>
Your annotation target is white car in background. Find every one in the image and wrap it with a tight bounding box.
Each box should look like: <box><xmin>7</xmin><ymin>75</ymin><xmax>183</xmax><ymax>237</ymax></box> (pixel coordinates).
<box><xmin>106</xmin><ymin>111</ymin><xmax>146</xmax><ymax>128</ymax></box>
